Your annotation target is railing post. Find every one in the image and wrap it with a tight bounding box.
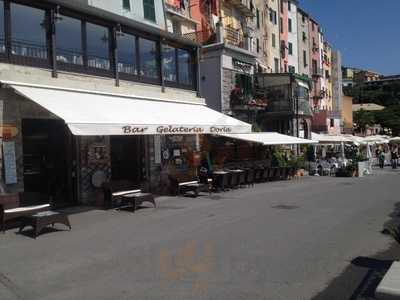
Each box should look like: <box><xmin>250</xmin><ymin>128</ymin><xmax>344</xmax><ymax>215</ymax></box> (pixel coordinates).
<box><xmin>112</xmin><ymin>26</ymin><xmax>119</xmax><ymax>87</ymax></box>
<box><xmin>50</xmin><ymin>8</ymin><xmax>58</xmax><ymax>78</ymax></box>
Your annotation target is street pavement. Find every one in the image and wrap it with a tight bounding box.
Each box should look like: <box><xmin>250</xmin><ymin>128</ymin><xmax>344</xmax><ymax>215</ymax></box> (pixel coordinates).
<box><xmin>0</xmin><ymin>169</ymin><xmax>399</xmax><ymax>300</ymax></box>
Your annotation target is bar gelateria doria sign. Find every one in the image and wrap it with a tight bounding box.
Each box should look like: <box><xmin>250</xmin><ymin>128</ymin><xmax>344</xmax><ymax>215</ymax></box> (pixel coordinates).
<box><xmin>122</xmin><ymin>125</ymin><xmax>234</xmax><ymax>135</ymax></box>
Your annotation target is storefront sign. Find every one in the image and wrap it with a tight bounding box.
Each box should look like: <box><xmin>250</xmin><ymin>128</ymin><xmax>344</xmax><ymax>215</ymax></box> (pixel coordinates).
<box><xmin>119</xmin><ymin>125</ymin><xmax>235</xmax><ymax>135</ymax></box>
<box><xmin>232</xmin><ymin>59</ymin><xmax>253</xmax><ymax>74</ymax></box>
<box><xmin>3</xmin><ymin>141</ymin><xmax>17</xmax><ymax>184</ymax></box>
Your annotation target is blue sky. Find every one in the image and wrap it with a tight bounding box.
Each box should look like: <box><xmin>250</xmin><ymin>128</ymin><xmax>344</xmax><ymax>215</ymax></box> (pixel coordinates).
<box><xmin>299</xmin><ymin>0</ymin><xmax>400</xmax><ymax>75</ymax></box>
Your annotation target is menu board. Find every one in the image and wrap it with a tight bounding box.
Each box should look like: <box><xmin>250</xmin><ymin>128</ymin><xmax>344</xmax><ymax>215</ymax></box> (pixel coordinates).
<box><xmin>3</xmin><ymin>141</ymin><xmax>17</xmax><ymax>184</ymax></box>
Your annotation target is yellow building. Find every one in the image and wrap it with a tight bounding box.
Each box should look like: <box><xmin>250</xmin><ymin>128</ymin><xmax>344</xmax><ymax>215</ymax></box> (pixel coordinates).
<box><xmin>342</xmin><ymin>95</ymin><xmax>353</xmax><ymax>133</ymax></box>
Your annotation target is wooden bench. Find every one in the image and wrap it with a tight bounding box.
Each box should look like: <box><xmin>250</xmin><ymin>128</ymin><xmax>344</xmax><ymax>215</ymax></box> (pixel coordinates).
<box><xmin>102</xmin><ymin>181</ymin><xmax>142</xmax><ymax>209</ymax></box>
<box><xmin>0</xmin><ymin>193</ymin><xmax>51</xmax><ymax>233</ymax></box>
<box><xmin>169</xmin><ymin>176</ymin><xmax>211</xmax><ymax>197</ymax></box>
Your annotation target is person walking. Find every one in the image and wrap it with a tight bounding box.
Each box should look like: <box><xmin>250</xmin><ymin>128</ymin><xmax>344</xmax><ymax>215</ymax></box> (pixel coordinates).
<box><xmin>392</xmin><ymin>149</ymin><xmax>398</xmax><ymax>169</ymax></box>
<box><xmin>379</xmin><ymin>150</ymin><xmax>385</xmax><ymax>169</ymax></box>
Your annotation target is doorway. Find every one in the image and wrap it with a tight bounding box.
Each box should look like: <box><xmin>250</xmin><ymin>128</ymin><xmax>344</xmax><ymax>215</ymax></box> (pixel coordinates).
<box><xmin>110</xmin><ymin>136</ymin><xmax>144</xmax><ymax>186</ymax></box>
<box><xmin>21</xmin><ymin>119</ymin><xmax>76</xmax><ymax>207</ymax></box>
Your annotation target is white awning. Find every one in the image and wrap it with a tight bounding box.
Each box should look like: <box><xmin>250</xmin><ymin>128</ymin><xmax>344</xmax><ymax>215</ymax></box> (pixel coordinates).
<box><xmin>221</xmin><ymin>132</ymin><xmax>317</xmax><ymax>145</ymax></box>
<box><xmin>312</xmin><ymin>132</ymin><xmax>354</xmax><ymax>144</ymax></box>
<box><xmin>3</xmin><ymin>81</ymin><xmax>251</xmax><ymax>136</ymax></box>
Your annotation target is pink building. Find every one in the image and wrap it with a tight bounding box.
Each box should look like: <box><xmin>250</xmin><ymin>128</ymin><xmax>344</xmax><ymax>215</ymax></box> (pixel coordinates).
<box><xmin>308</xmin><ymin>18</ymin><xmax>322</xmax><ymax>110</ymax></box>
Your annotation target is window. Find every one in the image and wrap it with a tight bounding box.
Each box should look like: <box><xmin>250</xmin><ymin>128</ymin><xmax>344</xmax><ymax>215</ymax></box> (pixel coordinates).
<box><xmin>143</xmin><ymin>0</ymin><xmax>156</xmax><ymax>22</ymax></box>
<box><xmin>274</xmin><ymin>58</ymin><xmax>279</xmax><ymax>73</ymax></box>
<box><xmin>312</xmin><ymin>59</ymin><xmax>317</xmax><ymax>74</ymax></box>
<box><xmin>288</xmin><ymin>1</ymin><xmax>291</xmax><ymax>11</ymax></box>
<box><xmin>139</xmin><ymin>37</ymin><xmax>158</xmax><ymax>79</ymax></box>
<box><xmin>288</xmin><ymin>42</ymin><xmax>293</xmax><ymax>55</ymax></box>
<box><xmin>303</xmin><ymin>50</ymin><xmax>307</xmax><ymax>67</ymax></box>
<box><xmin>235</xmin><ymin>74</ymin><xmax>252</xmax><ymax>97</ymax></box>
<box><xmin>256</xmin><ymin>9</ymin><xmax>260</xmax><ymax>29</ymax></box>
<box><xmin>117</xmin><ymin>33</ymin><xmax>137</xmax><ymax>75</ymax></box>
<box><xmin>86</xmin><ymin>22</ymin><xmax>110</xmax><ymax>70</ymax></box>
<box><xmin>123</xmin><ymin>0</ymin><xmax>131</xmax><ymax>11</ymax></box>
<box><xmin>162</xmin><ymin>44</ymin><xmax>176</xmax><ymax>82</ymax></box>
<box><xmin>325</xmin><ymin>70</ymin><xmax>330</xmax><ymax>79</ymax></box>
<box><xmin>280</xmin><ymin>0</ymin><xmax>283</xmax><ymax>13</ymax></box>
<box><xmin>256</xmin><ymin>38</ymin><xmax>259</xmax><ymax>53</ymax></box>
<box><xmin>288</xmin><ymin>65</ymin><xmax>295</xmax><ymax>73</ymax></box>
<box><xmin>312</xmin><ymin>22</ymin><xmax>315</xmax><ymax>31</ymax></box>
<box><xmin>302</xmin><ymin>31</ymin><xmax>307</xmax><ymax>42</ymax></box>
<box><xmin>288</xmin><ymin>18</ymin><xmax>292</xmax><ymax>32</ymax></box>
<box><xmin>269</xmin><ymin>9</ymin><xmax>277</xmax><ymax>25</ymax></box>
<box><xmin>56</xmin><ymin>15</ymin><xmax>83</xmax><ymax>65</ymax></box>
<box><xmin>0</xmin><ymin>0</ymin><xmax>4</xmax><ymax>53</ymax></box>
<box><xmin>280</xmin><ymin>17</ymin><xmax>283</xmax><ymax>33</ymax></box>
<box><xmin>10</xmin><ymin>3</ymin><xmax>47</xmax><ymax>59</ymax></box>
<box><xmin>302</xmin><ymin>15</ymin><xmax>305</xmax><ymax>23</ymax></box>
<box><xmin>330</xmin><ymin>118</ymin><xmax>334</xmax><ymax>127</ymax></box>
<box><xmin>177</xmin><ymin>48</ymin><xmax>193</xmax><ymax>86</ymax></box>
<box><xmin>272</xmin><ymin>33</ymin><xmax>276</xmax><ymax>48</ymax></box>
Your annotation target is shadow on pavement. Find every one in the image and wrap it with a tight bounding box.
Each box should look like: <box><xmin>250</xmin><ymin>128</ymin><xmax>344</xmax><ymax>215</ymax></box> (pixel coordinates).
<box><xmin>311</xmin><ymin>202</ymin><xmax>400</xmax><ymax>300</ymax></box>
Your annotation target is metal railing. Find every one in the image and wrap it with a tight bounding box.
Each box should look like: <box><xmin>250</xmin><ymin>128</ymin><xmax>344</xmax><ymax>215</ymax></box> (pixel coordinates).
<box><xmin>56</xmin><ymin>48</ymin><xmax>84</xmax><ymax>65</ymax></box>
<box><xmin>11</xmin><ymin>39</ymin><xmax>48</xmax><ymax>60</ymax></box>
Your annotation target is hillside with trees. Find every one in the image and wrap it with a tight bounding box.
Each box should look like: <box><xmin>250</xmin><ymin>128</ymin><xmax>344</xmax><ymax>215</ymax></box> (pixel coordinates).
<box><xmin>344</xmin><ymin>81</ymin><xmax>400</xmax><ymax>135</ymax></box>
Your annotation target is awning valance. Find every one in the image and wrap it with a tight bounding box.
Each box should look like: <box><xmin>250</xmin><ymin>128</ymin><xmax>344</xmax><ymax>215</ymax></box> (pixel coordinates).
<box><xmin>221</xmin><ymin>132</ymin><xmax>317</xmax><ymax>145</ymax></box>
<box><xmin>312</xmin><ymin>132</ymin><xmax>353</xmax><ymax>144</ymax></box>
<box><xmin>3</xmin><ymin>81</ymin><xmax>251</xmax><ymax>136</ymax></box>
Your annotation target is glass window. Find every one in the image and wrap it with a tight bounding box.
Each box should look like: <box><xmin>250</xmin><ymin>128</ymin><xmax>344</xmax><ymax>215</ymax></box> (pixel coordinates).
<box><xmin>10</xmin><ymin>3</ymin><xmax>47</xmax><ymax>59</ymax></box>
<box><xmin>139</xmin><ymin>38</ymin><xmax>158</xmax><ymax>79</ymax></box>
<box><xmin>178</xmin><ymin>48</ymin><xmax>193</xmax><ymax>86</ymax></box>
<box><xmin>162</xmin><ymin>44</ymin><xmax>176</xmax><ymax>82</ymax></box>
<box><xmin>288</xmin><ymin>42</ymin><xmax>293</xmax><ymax>55</ymax></box>
<box><xmin>143</xmin><ymin>0</ymin><xmax>156</xmax><ymax>22</ymax></box>
<box><xmin>118</xmin><ymin>33</ymin><xmax>137</xmax><ymax>75</ymax></box>
<box><xmin>86</xmin><ymin>22</ymin><xmax>110</xmax><ymax>70</ymax></box>
<box><xmin>123</xmin><ymin>0</ymin><xmax>131</xmax><ymax>11</ymax></box>
<box><xmin>288</xmin><ymin>18</ymin><xmax>292</xmax><ymax>32</ymax></box>
<box><xmin>56</xmin><ymin>15</ymin><xmax>83</xmax><ymax>65</ymax></box>
<box><xmin>0</xmin><ymin>1</ymin><xmax>4</xmax><ymax>53</ymax></box>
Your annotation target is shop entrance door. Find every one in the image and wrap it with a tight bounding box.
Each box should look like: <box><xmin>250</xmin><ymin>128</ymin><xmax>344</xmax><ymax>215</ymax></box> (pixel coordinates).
<box><xmin>22</xmin><ymin>119</ymin><xmax>76</xmax><ymax>207</ymax></box>
<box><xmin>110</xmin><ymin>136</ymin><xmax>144</xmax><ymax>186</ymax></box>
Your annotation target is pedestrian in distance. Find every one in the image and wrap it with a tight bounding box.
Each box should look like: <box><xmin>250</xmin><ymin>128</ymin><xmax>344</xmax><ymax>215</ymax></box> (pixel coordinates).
<box><xmin>391</xmin><ymin>149</ymin><xmax>398</xmax><ymax>169</ymax></box>
<box><xmin>379</xmin><ymin>150</ymin><xmax>385</xmax><ymax>169</ymax></box>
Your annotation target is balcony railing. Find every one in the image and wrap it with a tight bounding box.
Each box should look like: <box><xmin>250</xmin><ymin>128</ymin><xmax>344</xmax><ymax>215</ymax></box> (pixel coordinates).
<box><xmin>11</xmin><ymin>39</ymin><xmax>48</xmax><ymax>60</ymax></box>
<box><xmin>226</xmin><ymin>0</ymin><xmax>255</xmax><ymax>17</ymax></box>
<box><xmin>224</xmin><ymin>27</ymin><xmax>245</xmax><ymax>49</ymax></box>
<box><xmin>312</xmin><ymin>67</ymin><xmax>323</xmax><ymax>77</ymax></box>
<box><xmin>182</xmin><ymin>31</ymin><xmax>215</xmax><ymax>45</ymax></box>
<box><xmin>165</xmin><ymin>1</ymin><xmax>192</xmax><ymax>20</ymax></box>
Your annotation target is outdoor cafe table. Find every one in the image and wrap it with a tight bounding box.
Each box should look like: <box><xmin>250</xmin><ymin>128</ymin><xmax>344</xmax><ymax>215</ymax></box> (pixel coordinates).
<box><xmin>212</xmin><ymin>170</ymin><xmax>230</xmax><ymax>192</ymax></box>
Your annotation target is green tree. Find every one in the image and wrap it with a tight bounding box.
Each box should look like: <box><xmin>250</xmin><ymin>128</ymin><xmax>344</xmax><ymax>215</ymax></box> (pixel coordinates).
<box><xmin>353</xmin><ymin>109</ymin><xmax>376</xmax><ymax>134</ymax></box>
<box><xmin>375</xmin><ymin>105</ymin><xmax>400</xmax><ymax>136</ymax></box>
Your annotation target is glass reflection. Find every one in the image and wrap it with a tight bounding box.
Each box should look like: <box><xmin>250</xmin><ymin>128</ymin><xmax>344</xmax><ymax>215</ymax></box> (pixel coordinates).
<box><xmin>118</xmin><ymin>33</ymin><xmax>137</xmax><ymax>75</ymax></box>
<box><xmin>0</xmin><ymin>1</ymin><xmax>4</xmax><ymax>53</ymax></box>
<box><xmin>162</xmin><ymin>44</ymin><xmax>176</xmax><ymax>82</ymax></box>
<box><xmin>11</xmin><ymin>3</ymin><xmax>47</xmax><ymax>59</ymax></box>
<box><xmin>86</xmin><ymin>22</ymin><xmax>110</xmax><ymax>70</ymax></box>
<box><xmin>139</xmin><ymin>38</ymin><xmax>158</xmax><ymax>79</ymax></box>
<box><xmin>178</xmin><ymin>49</ymin><xmax>192</xmax><ymax>85</ymax></box>
<box><xmin>56</xmin><ymin>15</ymin><xmax>83</xmax><ymax>65</ymax></box>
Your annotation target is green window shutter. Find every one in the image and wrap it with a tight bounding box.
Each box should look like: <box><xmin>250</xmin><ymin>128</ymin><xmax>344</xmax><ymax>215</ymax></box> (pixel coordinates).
<box><xmin>143</xmin><ymin>0</ymin><xmax>156</xmax><ymax>22</ymax></box>
<box><xmin>123</xmin><ymin>0</ymin><xmax>131</xmax><ymax>10</ymax></box>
